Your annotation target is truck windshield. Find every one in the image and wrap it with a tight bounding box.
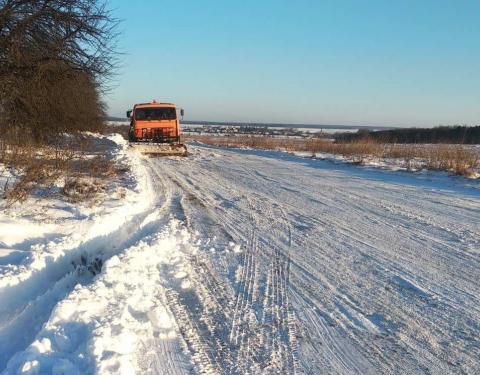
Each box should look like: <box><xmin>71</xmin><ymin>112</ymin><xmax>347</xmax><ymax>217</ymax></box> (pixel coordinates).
<box><xmin>135</xmin><ymin>107</ymin><xmax>176</xmax><ymax>120</ymax></box>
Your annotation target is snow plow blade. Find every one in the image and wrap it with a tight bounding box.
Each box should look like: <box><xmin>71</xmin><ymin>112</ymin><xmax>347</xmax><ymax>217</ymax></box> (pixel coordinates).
<box><xmin>129</xmin><ymin>143</ymin><xmax>188</xmax><ymax>156</ymax></box>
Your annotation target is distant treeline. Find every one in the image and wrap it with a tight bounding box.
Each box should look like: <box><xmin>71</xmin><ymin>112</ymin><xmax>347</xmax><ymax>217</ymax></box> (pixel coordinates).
<box><xmin>336</xmin><ymin>126</ymin><xmax>480</xmax><ymax>144</ymax></box>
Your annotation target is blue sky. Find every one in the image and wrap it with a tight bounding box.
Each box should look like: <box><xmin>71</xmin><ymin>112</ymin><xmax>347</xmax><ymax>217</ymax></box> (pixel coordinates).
<box><xmin>106</xmin><ymin>0</ymin><xmax>480</xmax><ymax>127</ymax></box>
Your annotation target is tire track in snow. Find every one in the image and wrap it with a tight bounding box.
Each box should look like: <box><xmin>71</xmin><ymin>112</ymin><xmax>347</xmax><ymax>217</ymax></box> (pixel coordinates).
<box><xmin>147</xmin><ymin>163</ymin><xmax>230</xmax><ymax>374</ymax></box>
<box><xmin>143</xmin><ymin>146</ymin><xmax>480</xmax><ymax>374</ymax></box>
<box><xmin>147</xmin><ymin>158</ymin><xmax>301</xmax><ymax>374</ymax></box>
<box><xmin>227</xmin><ymin>192</ymin><xmax>299</xmax><ymax>374</ymax></box>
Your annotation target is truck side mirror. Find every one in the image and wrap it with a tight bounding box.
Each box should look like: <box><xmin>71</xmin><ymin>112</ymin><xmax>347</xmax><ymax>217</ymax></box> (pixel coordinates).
<box><xmin>180</xmin><ymin>109</ymin><xmax>184</xmax><ymax>118</ymax></box>
<box><xmin>126</xmin><ymin>110</ymin><xmax>132</xmax><ymax>118</ymax></box>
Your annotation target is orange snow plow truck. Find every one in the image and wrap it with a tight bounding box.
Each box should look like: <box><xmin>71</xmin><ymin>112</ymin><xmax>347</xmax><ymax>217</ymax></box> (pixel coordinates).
<box><xmin>126</xmin><ymin>101</ymin><xmax>187</xmax><ymax>156</ymax></box>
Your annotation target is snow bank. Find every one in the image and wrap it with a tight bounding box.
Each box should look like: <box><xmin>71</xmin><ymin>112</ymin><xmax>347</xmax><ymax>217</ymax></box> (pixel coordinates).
<box><xmin>293</xmin><ymin>150</ymin><xmax>480</xmax><ymax>179</ymax></box>
<box><xmin>0</xmin><ymin>133</ymin><xmax>151</xmax><ymax>290</ymax></box>
<box><xmin>3</xmin><ymin>220</ymin><xmax>193</xmax><ymax>375</ymax></box>
<box><xmin>192</xmin><ymin>141</ymin><xmax>480</xmax><ymax>179</ymax></box>
<box><xmin>0</xmin><ymin>134</ymin><xmax>155</xmax><ymax>369</ymax></box>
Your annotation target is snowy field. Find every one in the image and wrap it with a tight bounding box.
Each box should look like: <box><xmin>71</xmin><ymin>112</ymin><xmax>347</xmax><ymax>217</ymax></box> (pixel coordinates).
<box><xmin>1</xmin><ymin>136</ymin><xmax>479</xmax><ymax>374</ymax></box>
<box><xmin>292</xmin><ymin>147</ymin><xmax>480</xmax><ymax>179</ymax></box>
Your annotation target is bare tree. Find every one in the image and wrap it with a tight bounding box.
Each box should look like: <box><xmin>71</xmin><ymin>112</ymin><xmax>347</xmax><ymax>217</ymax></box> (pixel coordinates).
<box><xmin>11</xmin><ymin>61</ymin><xmax>106</xmax><ymax>142</ymax></box>
<box><xmin>0</xmin><ymin>0</ymin><xmax>118</xmax><ymax>142</ymax></box>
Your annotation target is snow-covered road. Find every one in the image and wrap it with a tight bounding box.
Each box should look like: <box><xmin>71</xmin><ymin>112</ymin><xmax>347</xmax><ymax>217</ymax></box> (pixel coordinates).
<box><xmin>2</xmin><ymin>143</ymin><xmax>480</xmax><ymax>374</ymax></box>
<box><xmin>143</xmin><ymin>145</ymin><xmax>480</xmax><ymax>375</ymax></box>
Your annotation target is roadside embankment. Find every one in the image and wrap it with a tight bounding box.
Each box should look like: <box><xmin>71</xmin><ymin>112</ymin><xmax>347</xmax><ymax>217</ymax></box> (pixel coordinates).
<box><xmin>187</xmin><ymin>135</ymin><xmax>480</xmax><ymax>178</ymax></box>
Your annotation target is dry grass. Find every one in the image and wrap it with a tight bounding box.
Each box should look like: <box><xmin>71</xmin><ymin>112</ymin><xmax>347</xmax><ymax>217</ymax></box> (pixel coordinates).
<box><xmin>186</xmin><ymin>135</ymin><xmax>329</xmax><ymax>153</ymax></box>
<box><xmin>62</xmin><ymin>177</ymin><xmax>105</xmax><ymax>202</ymax></box>
<box><xmin>186</xmin><ymin>135</ymin><xmax>383</xmax><ymax>156</ymax></box>
<box><xmin>1</xmin><ymin>139</ymin><xmax>72</xmax><ymax>204</ymax></box>
<box><xmin>187</xmin><ymin>135</ymin><xmax>480</xmax><ymax>177</ymax></box>
<box><xmin>1</xmin><ymin>134</ymin><xmax>125</xmax><ymax>204</ymax></box>
<box><xmin>3</xmin><ymin>160</ymin><xmax>63</xmax><ymax>203</ymax></box>
<box><xmin>103</xmin><ymin>124</ymin><xmax>129</xmax><ymax>140</ymax></box>
<box><xmin>378</xmin><ymin>144</ymin><xmax>479</xmax><ymax>175</ymax></box>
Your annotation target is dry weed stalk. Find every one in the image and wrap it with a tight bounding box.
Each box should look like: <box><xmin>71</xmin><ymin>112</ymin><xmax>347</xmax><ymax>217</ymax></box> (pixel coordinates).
<box><xmin>188</xmin><ymin>135</ymin><xmax>479</xmax><ymax>176</ymax></box>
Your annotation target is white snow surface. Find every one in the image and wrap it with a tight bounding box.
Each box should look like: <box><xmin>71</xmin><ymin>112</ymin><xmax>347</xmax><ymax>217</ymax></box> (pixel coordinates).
<box><xmin>1</xmin><ymin>140</ymin><xmax>480</xmax><ymax>374</ymax></box>
<box><xmin>4</xmin><ymin>220</ymin><xmax>193</xmax><ymax>375</ymax></box>
<box><xmin>303</xmin><ymin>150</ymin><xmax>480</xmax><ymax>179</ymax></box>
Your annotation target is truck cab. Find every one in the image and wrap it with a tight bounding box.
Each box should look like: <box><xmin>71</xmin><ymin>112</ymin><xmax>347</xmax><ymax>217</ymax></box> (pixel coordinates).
<box><xmin>127</xmin><ymin>101</ymin><xmax>184</xmax><ymax>143</ymax></box>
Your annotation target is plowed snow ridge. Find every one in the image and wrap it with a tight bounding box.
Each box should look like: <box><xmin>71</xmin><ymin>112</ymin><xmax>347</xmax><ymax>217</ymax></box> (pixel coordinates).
<box><xmin>2</xmin><ymin>142</ymin><xmax>480</xmax><ymax>374</ymax></box>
